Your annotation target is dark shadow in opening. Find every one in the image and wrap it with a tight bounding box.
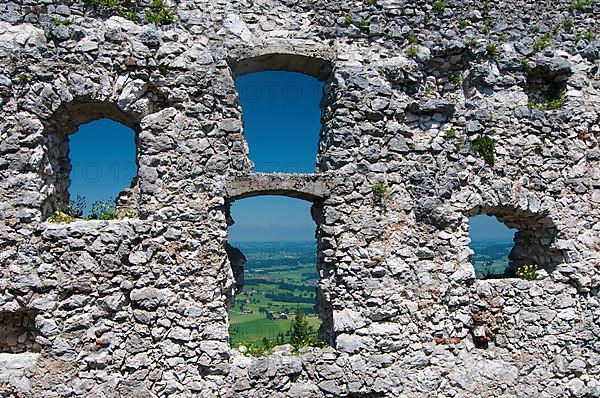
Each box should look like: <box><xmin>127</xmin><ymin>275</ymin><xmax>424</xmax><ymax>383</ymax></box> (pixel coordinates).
<box><xmin>230</xmin><ymin>53</ymin><xmax>332</xmax><ymax>81</ymax></box>
<box><xmin>0</xmin><ymin>311</ymin><xmax>41</xmax><ymax>354</ymax></box>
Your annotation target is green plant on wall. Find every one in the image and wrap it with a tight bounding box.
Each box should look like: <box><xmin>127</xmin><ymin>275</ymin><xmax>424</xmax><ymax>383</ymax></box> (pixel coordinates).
<box><xmin>486</xmin><ymin>43</ymin><xmax>498</xmax><ymax>58</ymax></box>
<box><xmin>119</xmin><ymin>8</ymin><xmax>140</xmax><ymax>22</ymax></box>
<box><xmin>84</xmin><ymin>0</ymin><xmax>139</xmax><ymax>22</ymax></box>
<box><xmin>85</xmin><ymin>0</ymin><xmax>120</xmax><ymax>7</ymax></box>
<box><xmin>372</xmin><ymin>182</ymin><xmax>388</xmax><ymax>200</ymax></box>
<box><xmin>406</xmin><ymin>45</ymin><xmax>418</xmax><ymax>58</ymax></box>
<box><xmin>528</xmin><ymin>83</ymin><xmax>565</xmax><ymax>111</ymax></box>
<box><xmin>569</xmin><ymin>0</ymin><xmax>593</xmax><ymax>10</ymax></box>
<box><xmin>289</xmin><ymin>307</ymin><xmax>319</xmax><ymax>353</ymax></box>
<box><xmin>520</xmin><ymin>58</ymin><xmax>533</xmax><ymax>73</ymax></box>
<box><xmin>516</xmin><ymin>264</ymin><xmax>538</xmax><ymax>280</ymax></box>
<box><xmin>47</xmin><ymin>195</ymin><xmax>86</xmax><ymax>223</ymax></box>
<box><xmin>532</xmin><ymin>32</ymin><xmax>553</xmax><ymax>52</ymax></box>
<box><xmin>448</xmin><ymin>72</ymin><xmax>462</xmax><ymax>85</ymax></box>
<box><xmin>51</xmin><ymin>18</ymin><xmax>73</xmax><ymax>25</ymax></box>
<box><xmin>17</xmin><ymin>73</ymin><xmax>29</xmax><ymax>84</ymax></box>
<box><xmin>88</xmin><ymin>199</ymin><xmax>118</xmax><ymax>220</ymax></box>
<box><xmin>146</xmin><ymin>0</ymin><xmax>176</xmax><ymax>25</ymax></box>
<box><xmin>576</xmin><ymin>31</ymin><xmax>595</xmax><ymax>43</ymax></box>
<box><xmin>433</xmin><ymin>1</ymin><xmax>446</xmax><ymax>12</ymax></box>
<box><xmin>357</xmin><ymin>17</ymin><xmax>369</xmax><ymax>28</ymax></box>
<box><xmin>344</xmin><ymin>14</ymin><xmax>353</xmax><ymax>26</ymax></box>
<box><xmin>158</xmin><ymin>64</ymin><xmax>169</xmax><ymax>76</ymax></box>
<box><xmin>471</xmin><ymin>136</ymin><xmax>495</xmax><ymax>165</ymax></box>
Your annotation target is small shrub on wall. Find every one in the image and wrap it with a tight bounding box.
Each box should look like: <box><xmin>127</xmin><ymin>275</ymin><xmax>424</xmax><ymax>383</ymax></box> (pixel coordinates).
<box><xmin>516</xmin><ymin>264</ymin><xmax>538</xmax><ymax>280</ymax></box>
<box><xmin>471</xmin><ymin>136</ymin><xmax>496</xmax><ymax>165</ymax></box>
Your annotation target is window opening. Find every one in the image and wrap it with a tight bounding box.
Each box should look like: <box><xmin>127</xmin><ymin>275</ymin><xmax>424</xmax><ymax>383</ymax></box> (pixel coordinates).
<box><xmin>235</xmin><ymin>71</ymin><xmax>324</xmax><ymax>173</ymax></box>
<box><xmin>226</xmin><ymin>196</ymin><xmax>324</xmax><ymax>353</ymax></box>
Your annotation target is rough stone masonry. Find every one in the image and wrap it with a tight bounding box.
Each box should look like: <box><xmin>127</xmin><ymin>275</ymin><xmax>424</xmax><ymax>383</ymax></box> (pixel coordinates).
<box><xmin>0</xmin><ymin>0</ymin><xmax>599</xmax><ymax>397</ymax></box>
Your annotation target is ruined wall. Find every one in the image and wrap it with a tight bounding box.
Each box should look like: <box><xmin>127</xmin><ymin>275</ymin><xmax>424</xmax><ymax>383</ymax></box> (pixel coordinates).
<box><xmin>0</xmin><ymin>0</ymin><xmax>599</xmax><ymax>396</ymax></box>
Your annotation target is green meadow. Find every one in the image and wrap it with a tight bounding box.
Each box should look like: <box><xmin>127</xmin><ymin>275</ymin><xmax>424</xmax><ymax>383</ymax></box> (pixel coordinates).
<box><xmin>470</xmin><ymin>240</ymin><xmax>513</xmax><ymax>277</ymax></box>
<box><xmin>228</xmin><ymin>241</ymin><xmax>322</xmax><ymax>346</ymax></box>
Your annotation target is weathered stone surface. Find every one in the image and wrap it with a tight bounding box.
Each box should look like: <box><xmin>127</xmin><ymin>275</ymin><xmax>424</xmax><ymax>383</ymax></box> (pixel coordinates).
<box><xmin>0</xmin><ymin>0</ymin><xmax>598</xmax><ymax>397</ymax></box>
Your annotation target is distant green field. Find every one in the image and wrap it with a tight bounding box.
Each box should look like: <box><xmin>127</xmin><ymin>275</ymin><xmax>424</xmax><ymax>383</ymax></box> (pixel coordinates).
<box><xmin>228</xmin><ymin>241</ymin><xmax>321</xmax><ymax>345</ymax></box>
<box><xmin>470</xmin><ymin>240</ymin><xmax>512</xmax><ymax>278</ymax></box>
<box><xmin>229</xmin><ymin>312</ymin><xmax>321</xmax><ymax>345</ymax></box>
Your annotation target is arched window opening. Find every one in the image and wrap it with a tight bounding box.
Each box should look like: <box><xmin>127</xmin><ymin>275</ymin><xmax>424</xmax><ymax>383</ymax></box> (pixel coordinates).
<box><xmin>468</xmin><ymin>209</ymin><xmax>563</xmax><ymax>280</ymax></box>
<box><xmin>225</xmin><ymin>196</ymin><xmax>327</xmax><ymax>352</ymax></box>
<box><xmin>43</xmin><ymin>102</ymin><xmax>140</xmax><ymax>221</ymax></box>
<box><xmin>229</xmin><ymin>53</ymin><xmax>332</xmax><ymax>174</ymax></box>
<box><xmin>234</xmin><ymin>71</ymin><xmax>324</xmax><ymax>173</ymax></box>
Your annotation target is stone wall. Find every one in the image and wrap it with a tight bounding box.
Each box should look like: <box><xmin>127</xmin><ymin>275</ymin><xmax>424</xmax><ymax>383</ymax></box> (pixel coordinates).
<box><xmin>0</xmin><ymin>0</ymin><xmax>599</xmax><ymax>397</ymax></box>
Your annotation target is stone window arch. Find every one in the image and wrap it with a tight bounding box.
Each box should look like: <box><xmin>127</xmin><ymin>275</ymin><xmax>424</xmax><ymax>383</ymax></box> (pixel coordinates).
<box><xmin>41</xmin><ymin>101</ymin><xmax>142</xmax><ymax>219</ymax></box>
<box><xmin>467</xmin><ymin>206</ymin><xmax>565</xmax><ymax>279</ymax></box>
<box><xmin>223</xmin><ymin>188</ymin><xmax>334</xmax><ymax>347</ymax></box>
<box><xmin>227</xmin><ymin>49</ymin><xmax>334</xmax><ymax>174</ymax></box>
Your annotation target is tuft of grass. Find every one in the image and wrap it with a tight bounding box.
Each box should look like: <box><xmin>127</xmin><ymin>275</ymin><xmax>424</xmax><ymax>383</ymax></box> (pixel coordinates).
<box><xmin>51</xmin><ymin>18</ymin><xmax>73</xmax><ymax>25</ymax></box>
<box><xmin>458</xmin><ymin>18</ymin><xmax>468</xmax><ymax>29</ymax></box>
<box><xmin>486</xmin><ymin>43</ymin><xmax>498</xmax><ymax>58</ymax></box>
<box><xmin>528</xmin><ymin>83</ymin><xmax>565</xmax><ymax>111</ymax></box>
<box><xmin>17</xmin><ymin>73</ymin><xmax>29</xmax><ymax>84</ymax></box>
<box><xmin>145</xmin><ymin>0</ymin><xmax>176</xmax><ymax>25</ymax></box>
<box><xmin>569</xmin><ymin>0</ymin><xmax>593</xmax><ymax>10</ymax></box>
<box><xmin>516</xmin><ymin>264</ymin><xmax>538</xmax><ymax>281</ymax></box>
<box><xmin>444</xmin><ymin>128</ymin><xmax>457</xmax><ymax>139</ymax></box>
<box><xmin>47</xmin><ymin>195</ymin><xmax>86</xmax><ymax>223</ymax></box>
<box><xmin>85</xmin><ymin>0</ymin><xmax>142</xmax><ymax>23</ymax></box>
<box><xmin>520</xmin><ymin>58</ymin><xmax>533</xmax><ymax>73</ymax></box>
<box><xmin>372</xmin><ymin>182</ymin><xmax>388</xmax><ymax>200</ymax></box>
<box><xmin>576</xmin><ymin>31</ymin><xmax>595</xmax><ymax>43</ymax></box>
<box><xmin>344</xmin><ymin>13</ymin><xmax>353</xmax><ymax>26</ymax></box>
<box><xmin>563</xmin><ymin>18</ymin><xmax>574</xmax><ymax>32</ymax></box>
<box><xmin>47</xmin><ymin>196</ymin><xmax>134</xmax><ymax>222</ymax></box>
<box><xmin>85</xmin><ymin>0</ymin><xmax>120</xmax><ymax>7</ymax></box>
<box><xmin>471</xmin><ymin>136</ymin><xmax>496</xmax><ymax>165</ymax></box>
<box><xmin>364</xmin><ymin>0</ymin><xmax>377</xmax><ymax>5</ymax></box>
<box><xmin>444</xmin><ymin>129</ymin><xmax>463</xmax><ymax>151</ymax></box>
<box><xmin>532</xmin><ymin>32</ymin><xmax>553</xmax><ymax>52</ymax></box>
<box><xmin>88</xmin><ymin>199</ymin><xmax>118</xmax><ymax>220</ymax></box>
<box><xmin>448</xmin><ymin>72</ymin><xmax>462</xmax><ymax>85</ymax></box>
<box><xmin>158</xmin><ymin>64</ymin><xmax>169</xmax><ymax>76</ymax></box>
<box><xmin>119</xmin><ymin>8</ymin><xmax>139</xmax><ymax>22</ymax></box>
<box><xmin>406</xmin><ymin>45</ymin><xmax>418</xmax><ymax>58</ymax></box>
<box><xmin>357</xmin><ymin>17</ymin><xmax>369</xmax><ymax>28</ymax></box>
<box><xmin>433</xmin><ymin>1</ymin><xmax>446</xmax><ymax>12</ymax></box>
<box><xmin>482</xmin><ymin>0</ymin><xmax>490</xmax><ymax>14</ymax></box>
<box><xmin>407</xmin><ymin>33</ymin><xmax>418</xmax><ymax>44</ymax></box>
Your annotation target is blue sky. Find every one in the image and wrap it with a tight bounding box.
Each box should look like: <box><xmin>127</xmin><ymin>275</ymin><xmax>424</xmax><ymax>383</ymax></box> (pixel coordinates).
<box><xmin>67</xmin><ymin>72</ymin><xmax>516</xmax><ymax>244</ymax></box>
<box><xmin>235</xmin><ymin>71</ymin><xmax>323</xmax><ymax>173</ymax></box>
<box><xmin>68</xmin><ymin>118</ymin><xmax>136</xmax><ymax>214</ymax></box>
<box><xmin>469</xmin><ymin>215</ymin><xmax>516</xmax><ymax>242</ymax></box>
